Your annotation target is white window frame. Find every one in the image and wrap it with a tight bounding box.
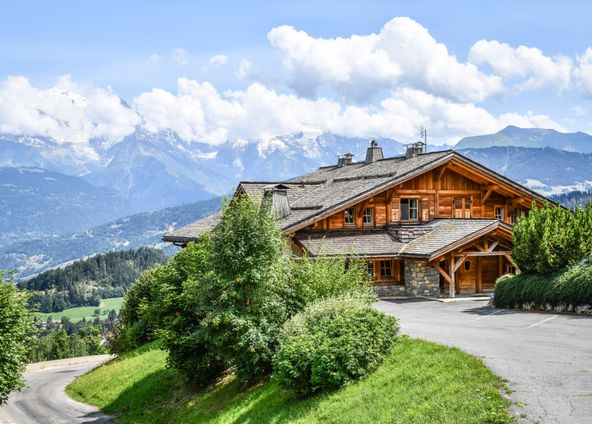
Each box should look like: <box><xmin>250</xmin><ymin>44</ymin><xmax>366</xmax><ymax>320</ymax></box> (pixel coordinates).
<box><xmin>344</xmin><ymin>207</ymin><xmax>355</xmax><ymax>226</ymax></box>
<box><xmin>400</xmin><ymin>198</ymin><xmax>419</xmax><ymax>221</ymax></box>
<box><xmin>362</xmin><ymin>208</ymin><xmax>374</xmax><ymax>226</ymax></box>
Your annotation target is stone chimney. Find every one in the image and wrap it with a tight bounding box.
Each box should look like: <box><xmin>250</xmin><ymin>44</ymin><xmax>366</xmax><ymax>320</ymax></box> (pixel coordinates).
<box><xmin>263</xmin><ymin>184</ymin><xmax>290</xmax><ymax>219</ymax></box>
<box><xmin>405</xmin><ymin>141</ymin><xmax>426</xmax><ymax>159</ymax></box>
<box><xmin>365</xmin><ymin>140</ymin><xmax>384</xmax><ymax>164</ymax></box>
<box><xmin>337</xmin><ymin>153</ymin><xmax>354</xmax><ymax>167</ymax></box>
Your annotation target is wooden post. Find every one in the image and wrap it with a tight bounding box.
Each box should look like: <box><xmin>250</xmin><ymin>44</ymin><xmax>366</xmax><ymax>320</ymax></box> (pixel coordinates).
<box><xmin>476</xmin><ymin>257</ymin><xmax>482</xmax><ymax>293</ymax></box>
<box><xmin>449</xmin><ymin>254</ymin><xmax>456</xmax><ymax>298</ymax></box>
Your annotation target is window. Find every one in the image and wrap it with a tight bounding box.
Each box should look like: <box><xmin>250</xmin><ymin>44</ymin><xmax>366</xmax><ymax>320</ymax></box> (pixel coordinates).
<box><xmin>495</xmin><ymin>207</ymin><xmax>505</xmax><ymax>221</ymax></box>
<box><xmin>380</xmin><ymin>260</ymin><xmax>392</xmax><ymax>278</ymax></box>
<box><xmin>400</xmin><ymin>198</ymin><xmax>419</xmax><ymax>221</ymax></box>
<box><xmin>366</xmin><ymin>260</ymin><xmax>374</xmax><ymax>278</ymax></box>
<box><xmin>454</xmin><ymin>197</ymin><xmax>472</xmax><ymax>218</ymax></box>
<box><xmin>362</xmin><ymin>208</ymin><xmax>373</xmax><ymax>226</ymax></box>
<box><xmin>344</xmin><ymin>207</ymin><xmax>355</xmax><ymax>226</ymax></box>
<box><xmin>511</xmin><ymin>207</ymin><xmax>519</xmax><ymax>224</ymax></box>
<box><xmin>464</xmin><ymin>260</ymin><xmax>471</xmax><ymax>271</ymax></box>
<box><xmin>506</xmin><ymin>264</ymin><xmax>517</xmax><ymax>274</ymax></box>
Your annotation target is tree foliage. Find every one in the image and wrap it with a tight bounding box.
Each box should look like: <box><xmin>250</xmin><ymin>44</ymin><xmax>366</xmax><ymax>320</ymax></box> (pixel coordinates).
<box><xmin>513</xmin><ymin>202</ymin><xmax>592</xmax><ymax>273</ymax></box>
<box><xmin>20</xmin><ymin>247</ymin><xmax>167</xmax><ymax>313</ymax></box>
<box><xmin>0</xmin><ymin>271</ymin><xmax>35</xmax><ymax>405</ymax></box>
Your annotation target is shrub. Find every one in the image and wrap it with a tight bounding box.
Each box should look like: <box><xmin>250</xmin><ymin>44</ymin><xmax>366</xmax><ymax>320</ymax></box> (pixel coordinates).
<box><xmin>0</xmin><ymin>272</ymin><xmax>35</xmax><ymax>405</ymax></box>
<box><xmin>494</xmin><ymin>254</ymin><xmax>592</xmax><ymax>309</ymax></box>
<box><xmin>274</xmin><ymin>295</ymin><xmax>399</xmax><ymax>396</ymax></box>
<box><xmin>286</xmin><ymin>256</ymin><xmax>375</xmax><ymax>316</ymax></box>
<box><xmin>513</xmin><ymin>202</ymin><xmax>592</xmax><ymax>273</ymax></box>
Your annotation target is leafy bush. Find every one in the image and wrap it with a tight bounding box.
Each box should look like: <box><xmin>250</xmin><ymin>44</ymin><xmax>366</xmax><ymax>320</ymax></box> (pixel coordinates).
<box><xmin>286</xmin><ymin>257</ymin><xmax>375</xmax><ymax>315</ymax></box>
<box><xmin>494</xmin><ymin>254</ymin><xmax>592</xmax><ymax>308</ymax></box>
<box><xmin>0</xmin><ymin>271</ymin><xmax>35</xmax><ymax>405</ymax></box>
<box><xmin>274</xmin><ymin>295</ymin><xmax>399</xmax><ymax>396</ymax></box>
<box><xmin>513</xmin><ymin>202</ymin><xmax>592</xmax><ymax>273</ymax></box>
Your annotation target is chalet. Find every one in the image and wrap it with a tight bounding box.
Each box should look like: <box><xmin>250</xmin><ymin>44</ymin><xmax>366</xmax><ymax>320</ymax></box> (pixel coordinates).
<box><xmin>163</xmin><ymin>140</ymin><xmax>550</xmax><ymax>298</ymax></box>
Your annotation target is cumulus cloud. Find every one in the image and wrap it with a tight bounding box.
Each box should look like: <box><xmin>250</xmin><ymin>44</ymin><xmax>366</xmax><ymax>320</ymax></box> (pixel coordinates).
<box><xmin>268</xmin><ymin>17</ymin><xmax>505</xmax><ymax>103</ymax></box>
<box><xmin>208</xmin><ymin>54</ymin><xmax>228</xmax><ymax>68</ymax></box>
<box><xmin>133</xmin><ymin>77</ymin><xmax>563</xmax><ymax>145</ymax></box>
<box><xmin>574</xmin><ymin>48</ymin><xmax>592</xmax><ymax>97</ymax></box>
<box><xmin>469</xmin><ymin>40</ymin><xmax>572</xmax><ymax>92</ymax></box>
<box><xmin>0</xmin><ymin>75</ymin><xmax>139</xmax><ymax>143</ymax></box>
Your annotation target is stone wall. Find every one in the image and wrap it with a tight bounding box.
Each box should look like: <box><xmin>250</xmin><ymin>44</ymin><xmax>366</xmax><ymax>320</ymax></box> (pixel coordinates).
<box><xmin>375</xmin><ymin>259</ymin><xmax>440</xmax><ymax>298</ymax></box>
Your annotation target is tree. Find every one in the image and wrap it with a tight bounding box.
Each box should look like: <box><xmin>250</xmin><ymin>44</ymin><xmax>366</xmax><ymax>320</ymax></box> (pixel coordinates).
<box><xmin>0</xmin><ymin>271</ymin><xmax>35</xmax><ymax>405</ymax></box>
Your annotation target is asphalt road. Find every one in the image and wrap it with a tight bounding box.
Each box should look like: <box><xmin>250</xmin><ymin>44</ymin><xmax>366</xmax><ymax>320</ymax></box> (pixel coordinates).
<box><xmin>0</xmin><ymin>356</ymin><xmax>113</xmax><ymax>424</ymax></box>
<box><xmin>375</xmin><ymin>299</ymin><xmax>592</xmax><ymax>424</ymax></box>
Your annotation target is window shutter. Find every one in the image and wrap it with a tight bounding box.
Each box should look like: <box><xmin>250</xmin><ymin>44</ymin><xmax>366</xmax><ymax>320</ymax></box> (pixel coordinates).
<box><xmin>391</xmin><ymin>199</ymin><xmax>399</xmax><ymax>221</ymax></box>
<box><xmin>422</xmin><ymin>197</ymin><xmax>429</xmax><ymax>221</ymax></box>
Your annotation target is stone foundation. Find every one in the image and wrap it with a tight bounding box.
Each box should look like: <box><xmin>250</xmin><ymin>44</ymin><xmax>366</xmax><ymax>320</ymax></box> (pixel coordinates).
<box><xmin>375</xmin><ymin>259</ymin><xmax>440</xmax><ymax>298</ymax></box>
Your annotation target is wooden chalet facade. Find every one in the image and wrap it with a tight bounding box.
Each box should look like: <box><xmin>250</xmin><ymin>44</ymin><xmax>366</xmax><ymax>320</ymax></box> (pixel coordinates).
<box><xmin>164</xmin><ymin>141</ymin><xmax>550</xmax><ymax>298</ymax></box>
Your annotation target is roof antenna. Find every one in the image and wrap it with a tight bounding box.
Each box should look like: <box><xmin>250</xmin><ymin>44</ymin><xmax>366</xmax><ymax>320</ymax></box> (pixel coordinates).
<box><xmin>420</xmin><ymin>127</ymin><xmax>428</xmax><ymax>151</ymax></box>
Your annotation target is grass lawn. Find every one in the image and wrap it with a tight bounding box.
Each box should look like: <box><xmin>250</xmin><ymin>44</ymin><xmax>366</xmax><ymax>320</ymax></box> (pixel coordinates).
<box><xmin>66</xmin><ymin>337</ymin><xmax>512</xmax><ymax>424</ymax></box>
<box><xmin>35</xmin><ymin>297</ymin><xmax>124</xmax><ymax>322</ymax></box>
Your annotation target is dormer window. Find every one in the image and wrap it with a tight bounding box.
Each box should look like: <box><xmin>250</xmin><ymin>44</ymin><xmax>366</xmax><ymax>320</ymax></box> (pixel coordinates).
<box><xmin>401</xmin><ymin>198</ymin><xmax>418</xmax><ymax>221</ymax></box>
<box><xmin>344</xmin><ymin>207</ymin><xmax>355</xmax><ymax>226</ymax></box>
<box><xmin>362</xmin><ymin>208</ymin><xmax>373</xmax><ymax>226</ymax></box>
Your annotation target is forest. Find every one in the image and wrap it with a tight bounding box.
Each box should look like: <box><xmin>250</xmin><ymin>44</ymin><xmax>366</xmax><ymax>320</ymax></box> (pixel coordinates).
<box><xmin>19</xmin><ymin>247</ymin><xmax>167</xmax><ymax>313</ymax></box>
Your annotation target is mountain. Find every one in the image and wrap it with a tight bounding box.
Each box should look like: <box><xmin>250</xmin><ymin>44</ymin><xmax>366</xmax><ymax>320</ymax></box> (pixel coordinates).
<box><xmin>458</xmin><ymin>146</ymin><xmax>592</xmax><ymax>194</ymax></box>
<box><xmin>0</xmin><ymin>197</ymin><xmax>221</xmax><ymax>279</ymax></box>
<box><xmin>0</xmin><ymin>167</ymin><xmax>129</xmax><ymax>247</ymax></box>
<box><xmin>550</xmin><ymin>190</ymin><xmax>592</xmax><ymax>209</ymax></box>
<box><xmin>455</xmin><ymin>126</ymin><xmax>592</xmax><ymax>153</ymax></box>
<box><xmin>19</xmin><ymin>247</ymin><xmax>168</xmax><ymax>313</ymax></box>
<box><xmin>84</xmin><ymin>130</ymin><xmax>407</xmax><ymax>212</ymax></box>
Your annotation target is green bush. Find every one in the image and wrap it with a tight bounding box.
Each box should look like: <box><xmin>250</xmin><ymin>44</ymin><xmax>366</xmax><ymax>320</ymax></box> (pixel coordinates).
<box><xmin>274</xmin><ymin>296</ymin><xmax>399</xmax><ymax>396</ymax></box>
<box><xmin>0</xmin><ymin>272</ymin><xmax>35</xmax><ymax>405</ymax></box>
<box><xmin>494</xmin><ymin>254</ymin><xmax>592</xmax><ymax>308</ymax></box>
<box><xmin>513</xmin><ymin>202</ymin><xmax>592</xmax><ymax>273</ymax></box>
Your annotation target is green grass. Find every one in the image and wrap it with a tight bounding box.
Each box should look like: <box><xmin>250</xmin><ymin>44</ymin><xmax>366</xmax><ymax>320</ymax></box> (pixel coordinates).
<box><xmin>66</xmin><ymin>337</ymin><xmax>512</xmax><ymax>424</ymax></box>
<box><xmin>35</xmin><ymin>297</ymin><xmax>124</xmax><ymax>322</ymax></box>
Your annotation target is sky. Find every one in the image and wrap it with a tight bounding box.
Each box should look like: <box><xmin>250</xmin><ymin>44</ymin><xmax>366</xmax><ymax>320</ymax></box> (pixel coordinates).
<box><xmin>1</xmin><ymin>0</ymin><xmax>592</xmax><ymax>146</ymax></box>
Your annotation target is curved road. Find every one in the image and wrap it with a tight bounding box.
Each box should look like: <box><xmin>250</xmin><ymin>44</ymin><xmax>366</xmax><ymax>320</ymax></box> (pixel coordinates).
<box><xmin>0</xmin><ymin>355</ymin><xmax>113</xmax><ymax>424</ymax></box>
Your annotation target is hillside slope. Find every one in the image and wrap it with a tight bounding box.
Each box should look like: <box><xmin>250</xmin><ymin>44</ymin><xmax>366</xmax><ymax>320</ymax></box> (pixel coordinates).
<box><xmin>66</xmin><ymin>338</ymin><xmax>511</xmax><ymax>423</ymax></box>
<box><xmin>19</xmin><ymin>247</ymin><xmax>167</xmax><ymax>312</ymax></box>
<box><xmin>0</xmin><ymin>167</ymin><xmax>128</xmax><ymax>246</ymax></box>
<box><xmin>0</xmin><ymin>197</ymin><xmax>221</xmax><ymax>279</ymax></box>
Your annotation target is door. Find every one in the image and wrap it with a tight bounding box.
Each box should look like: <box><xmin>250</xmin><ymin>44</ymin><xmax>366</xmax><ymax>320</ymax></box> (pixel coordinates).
<box><xmin>456</xmin><ymin>258</ymin><xmax>477</xmax><ymax>294</ymax></box>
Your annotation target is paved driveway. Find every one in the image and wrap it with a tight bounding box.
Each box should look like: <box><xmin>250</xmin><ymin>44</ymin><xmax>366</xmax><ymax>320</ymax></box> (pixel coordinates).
<box><xmin>375</xmin><ymin>299</ymin><xmax>592</xmax><ymax>424</ymax></box>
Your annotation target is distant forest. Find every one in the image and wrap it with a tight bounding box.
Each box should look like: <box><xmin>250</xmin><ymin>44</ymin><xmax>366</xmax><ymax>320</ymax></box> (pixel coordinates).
<box><xmin>550</xmin><ymin>190</ymin><xmax>592</xmax><ymax>210</ymax></box>
<box><xmin>20</xmin><ymin>247</ymin><xmax>168</xmax><ymax>313</ymax></box>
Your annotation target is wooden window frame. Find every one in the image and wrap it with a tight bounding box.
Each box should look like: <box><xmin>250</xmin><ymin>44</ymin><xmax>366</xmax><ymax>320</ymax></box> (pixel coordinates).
<box><xmin>400</xmin><ymin>197</ymin><xmax>419</xmax><ymax>222</ymax></box>
<box><xmin>344</xmin><ymin>207</ymin><xmax>355</xmax><ymax>226</ymax></box>
<box><xmin>362</xmin><ymin>207</ymin><xmax>374</xmax><ymax>226</ymax></box>
<box><xmin>494</xmin><ymin>205</ymin><xmax>505</xmax><ymax>221</ymax></box>
<box><xmin>380</xmin><ymin>260</ymin><xmax>392</xmax><ymax>278</ymax></box>
<box><xmin>454</xmin><ymin>197</ymin><xmax>473</xmax><ymax>218</ymax></box>
<box><xmin>366</xmin><ymin>260</ymin><xmax>375</xmax><ymax>279</ymax></box>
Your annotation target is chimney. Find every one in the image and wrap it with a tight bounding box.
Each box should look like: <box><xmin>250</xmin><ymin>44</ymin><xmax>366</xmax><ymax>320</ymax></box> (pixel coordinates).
<box><xmin>337</xmin><ymin>153</ymin><xmax>354</xmax><ymax>167</ymax></box>
<box><xmin>263</xmin><ymin>184</ymin><xmax>290</xmax><ymax>219</ymax></box>
<box><xmin>405</xmin><ymin>141</ymin><xmax>426</xmax><ymax>159</ymax></box>
<box><xmin>365</xmin><ymin>140</ymin><xmax>384</xmax><ymax>164</ymax></box>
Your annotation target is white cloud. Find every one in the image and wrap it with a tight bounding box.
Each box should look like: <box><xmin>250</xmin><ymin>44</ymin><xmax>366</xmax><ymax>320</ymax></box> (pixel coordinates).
<box><xmin>147</xmin><ymin>53</ymin><xmax>162</xmax><ymax>64</ymax></box>
<box><xmin>267</xmin><ymin>17</ymin><xmax>505</xmax><ymax>103</ymax></box>
<box><xmin>574</xmin><ymin>48</ymin><xmax>592</xmax><ymax>97</ymax></box>
<box><xmin>208</xmin><ymin>54</ymin><xmax>228</xmax><ymax>68</ymax></box>
<box><xmin>469</xmin><ymin>40</ymin><xmax>572</xmax><ymax>92</ymax></box>
<box><xmin>133</xmin><ymin>77</ymin><xmax>563</xmax><ymax>146</ymax></box>
<box><xmin>236</xmin><ymin>59</ymin><xmax>255</xmax><ymax>80</ymax></box>
<box><xmin>0</xmin><ymin>75</ymin><xmax>139</xmax><ymax>143</ymax></box>
<box><xmin>172</xmin><ymin>48</ymin><xmax>189</xmax><ymax>66</ymax></box>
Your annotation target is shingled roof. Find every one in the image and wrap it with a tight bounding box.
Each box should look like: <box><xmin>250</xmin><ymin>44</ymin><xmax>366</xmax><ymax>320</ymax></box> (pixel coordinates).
<box><xmin>163</xmin><ymin>146</ymin><xmax>546</xmax><ymax>245</ymax></box>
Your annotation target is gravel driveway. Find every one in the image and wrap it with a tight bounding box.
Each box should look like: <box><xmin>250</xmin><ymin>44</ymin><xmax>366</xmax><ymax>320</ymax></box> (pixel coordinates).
<box><xmin>375</xmin><ymin>299</ymin><xmax>592</xmax><ymax>424</ymax></box>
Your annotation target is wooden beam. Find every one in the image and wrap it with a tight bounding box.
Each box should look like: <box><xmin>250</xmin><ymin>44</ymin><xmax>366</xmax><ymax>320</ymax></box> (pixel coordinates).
<box><xmin>449</xmin><ymin>255</ymin><xmax>456</xmax><ymax>298</ymax></box>
<box><xmin>455</xmin><ymin>251</ymin><xmax>512</xmax><ymax>257</ymax></box>
<box><xmin>434</xmin><ymin>262</ymin><xmax>453</xmax><ymax>286</ymax></box>
<box><xmin>453</xmin><ymin>254</ymin><xmax>468</xmax><ymax>274</ymax></box>
<box><xmin>438</xmin><ymin>165</ymin><xmax>448</xmax><ymax>179</ymax></box>
<box><xmin>481</xmin><ymin>185</ymin><xmax>497</xmax><ymax>203</ymax></box>
<box><xmin>503</xmin><ymin>253</ymin><xmax>522</xmax><ymax>274</ymax></box>
<box><xmin>487</xmin><ymin>241</ymin><xmax>499</xmax><ymax>252</ymax></box>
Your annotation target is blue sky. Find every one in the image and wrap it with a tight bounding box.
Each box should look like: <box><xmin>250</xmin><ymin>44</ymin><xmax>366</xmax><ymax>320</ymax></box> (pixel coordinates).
<box><xmin>1</xmin><ymin>0</ymin><xmax>592</xmax><ymax>145</ymax></box>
